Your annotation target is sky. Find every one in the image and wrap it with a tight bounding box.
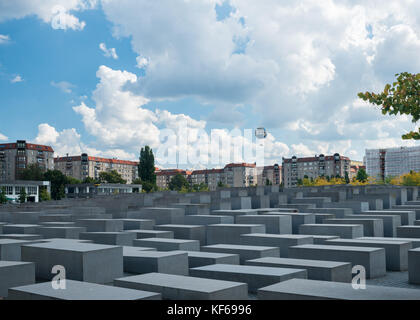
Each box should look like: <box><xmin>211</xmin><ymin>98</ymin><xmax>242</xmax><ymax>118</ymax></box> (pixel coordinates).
<box><xmin>0</xmin><ymin>0</ymin><xmax>419</xmax><ymax>169</ymax></box>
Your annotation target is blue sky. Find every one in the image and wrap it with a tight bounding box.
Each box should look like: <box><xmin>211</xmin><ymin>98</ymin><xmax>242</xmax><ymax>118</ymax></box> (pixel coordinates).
<box><xmin>0</xmin><ymin>0</ymin><xmax>419</xmax><ymax>168</ymax></box>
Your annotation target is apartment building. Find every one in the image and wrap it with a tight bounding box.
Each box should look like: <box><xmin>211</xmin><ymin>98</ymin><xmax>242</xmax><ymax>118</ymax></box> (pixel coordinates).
<box><xmin>224</xmin><ymin>163</ymin><xmax>257</xmax><ymax>187</ymax></box>
<box><xmin>54</xmin><ymin>153</ymin><xmax>139</xmax><ymax>184</ymax></box>
<box><xmin>282</xmin><ymin>154</ymin><xmax>351</xmax><ymax>188</ymax></box>
<box><xmin>349</xmin><ymin>160</ymin><xmax>365</xmax><ymax>180</ymax></box>
<box><xmin>156</xmin><ymin>169</ymin><xmax>191</xmax><ymax>189</ymax></box>
<box><xmin>190</xmin><ymin>169</ymin><xmax>225</xmax><ymax>191</ymax></box>
<box><xmin>257</xmin><ymin>164</ymin><xmax>282</xmax><ymax>186</ymax></box>
<box><xmin>365</xmin><ymin>146</ymin><xmax>420</xmax><ymax>180</ymax></box>
<box><xmin>0</xmin><ymin>140</ymin><xmax>54</xmax><ymax>182</ymax></box>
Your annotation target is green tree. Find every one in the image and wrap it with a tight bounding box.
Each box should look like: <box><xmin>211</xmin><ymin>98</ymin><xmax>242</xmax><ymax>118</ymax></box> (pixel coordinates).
<box><xmin>192</xmin><ymin>183</ymin><xmax>209</xmax><ymax>192</ymax></box>
<box><xmin>139</xmin><ymin>146</ymin><xmax>156</xmax><ymax>184</ymax></box>
<box><xmin>344</xmin><ymin>171</ymin><xmax>350</xmax><ymax>184</ymax></box>
<box><xmin>265</xmin><ymin>178</ymin><xmax>272</xmax><ymax>186</ymax></box>
<box><xmin>356</xmin><ymin>168</ymin><xmax>368</xmax><ymax>183</ymax></box>
<box><xmin>66</xmin><ymin>176</ymin><xmax>82</xmax><ymax>185</ymax></box>
<box><xmin>0</xmin><ymin>187</ymin><xmax>7</xmax><ymax>204</ymax></box>
<box><xmin>44</xmin><ymin>170</ymin><xmax>68</xmax><ymax>200</ymax></box>
<box><xmin>82</xmin><ymin>177</ymin><xmax>99</xmax><ymax>184</ymax></box>
<box><xmin>39</xmin><ymin>188</ymin><xmax>51</xmax><ymax>202</ymax></box>
<box><xmin>358</xmin><ymin>72</ymin><xmax>420</xmax><ymax>139</ymax></box>
<box><xmin>98</xmin><ymin>170</ymin><xmax>126</xmax><ymax>184</ymax></box>
<box><xmin>297</xmin><ymin>178</ymin><xmax>303</xmax><ymax>186</ymax></box>
<box><xmin>217</xmin><ymin>181</ymin><xmax>228</xmax><ymax>188</ymax></box>
<box><xmin>136</xmin><ymin>180</ymin><xmax>157</xmax><ymax>193</ymax></box>
<box><xmin>20</xmin><ymin>163</ymin><xmax>45</xmax><ymax>181</ymax></box>
<box><xmin>19</xmin><ymin>188</ymin><xmax>27</xmax><ymax>203</ymax></box>
<box><xmin>168</xmin><ymin>173</ymin><xmax>189</xmax><ymax>191</ymax></box>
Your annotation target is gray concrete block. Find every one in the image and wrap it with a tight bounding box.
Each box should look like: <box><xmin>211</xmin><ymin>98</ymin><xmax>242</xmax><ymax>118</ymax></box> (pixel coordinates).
<box><xmin>202</xmin><ymin>244</ymin><xmax>280</xmax><ymax>264</ymax></box>
<box><xmin>288</xmin><ymin>244</ymin><xmax>386</xmax><ymax>279</ymax></box>
<box><xmin>323</xmin><ymin>218</ymin><xmax>383</xmax><ymax>237</ymax></box>
<box><xmin>129</xmin><ymin>208</ymin><xmax>185</xmax><ymax>224</ymax></box>
<box><xmin>170</xmin><ymin>203</ymin><xmax>210</xmax><ymax>215</ymax></box>
<box><xmin>184</xmin><ymin>251</ymin><xmax>240</xmax><ymax>268</ymax></box>
<box><xmin>0</xmin><ymin>234</ymin><xmax>43</xmax><ymax>241</ymax></box>
<box><xmin>251</xmin><ymin>195</ymin><xmax>270</xmax><ymax>209</ymax></box>
<box><xmin>75</xmin><ymin>219</ymin><xmax>123</xmax><ymax>232</ymax></box>
<box><xmin>300</xmin><ymin>235</ymin><xmax>340</xmax><ymax>245</ymax></box>
<box><xmin>0</xmin><ymin>261</ymin><xmax>35</xmax><ymax>298</ymax></box>
<box><xmin>7</xmin><ymin>280</ymin><xmax>161</xmax><ymax>300</ymax></box>
<box><xmin>0</xmin><ymin>239</ymin><xmax>36</xmax><ymax>261</ymax></box>
<box><xmin>127</xmin><ymin>230</ymin><xmax>174</xmax><ymax>239</ymax></box>
<box><xmin>325</xmin><ymin>238</ymin><xmax>412</xmax><ymax>271</ymax></box>
<box><xmin>355</xmin><ymin>214</ymin><xmax>401</xmax><ymax>237</ymax></box>
<box><xmin>276</xmin><ymin>204</ymin><xmax>316</xmax><ymax>211</ymax></box>
<box><xmin>79</xmin><ymin>232</ymin><xmax>137</xmax><ymax>246</ymax></box>
<box><xmin>392</xmin><ymin>205</ymin><xmax>420</xmax><ymax>219</ymax></box>
<box><xmin>117</xmin><ymin>219</ymin><xmax>155</xmax><ymax>230</ymax></box>
<box><xmin>37</xmin><ymin>227</ymin><xmax>87</xmax><ymax>239</ymax></box>
<box><xmin>210</xmin><ymin>210</ymin><xmax>256</xmax><ymax>222</ymax></box>
<box><xmin>358</xmin><ymin>236</ymin><xmax>420</xmax><ymax>249</ymax></box>
<box><xmin>133</xmin><ymin>238</ymin><xmax>200</xmax><ymax>251</ymax></box>
<box><xmin>290</xmin><ymin>197</ymin><xmax>332</xmax><ymax>208</ymax></box>
<box><xmin>245</xmin><ymin>257</ymin><xmax>351</xmax><ymax>283</ymax></box>
<box><xmin>315</xmin><ymin>214</ymin><xmax>336</xmax><ymax>224</ymax></box>
<box><xmin>206</xmin><ymin>224</ymin><xmax>266</xmax><ymax>245</ymax></box>
<box><xmin>184</xmin><ymin>215</ymin><xmax>234</xmax><ymax>225</ymax></box>
<box><xmin>154</xmin><ymin>224</ymin><xmax>206</xmax><ymax>245</ymax></box>
<box><xmin>123</xmin><ymin>250</ymin><xmax>189</xmax><ymax>275</ymax></box>
<box><xmin>240</xmin><ymin>234</ymin><xmax>314</xmax><ymax>258</ymax></box>
<box><xmin>299</xmin><ymin>224</ymin><xmax>364</xmax><ymax>239</ymax></box>
<box><xmin>363</xmin><ymin>210</ymin><xmax>416</xmax><ymax>225</ymax></box>
<box><xmin>305</xmin><ymin>208</ymin><xmax>353</xmax><ymax>218</ymax></box>
<box><xmin>114</xmin><ymin>273</ymin><xmax>248</xmax><ymax>300</ymax></box>
<box><xmin>257</xmin><ymin>278</ymin><xmax>420</xmax><ymax>300</ymax></box>
<box><xmin>190</xmin><ymin>264</ymin><xmax>307</xmax><ymax>293</ymax></box>
<box><xmin>323</xmin><ymin>201</ymin><xmax>369</xmax><ymax>214</ymax></box>
<box><xmin>231</xmin><ymin>197</ymin><xmax>252</xmax><ymax>210</ymax></box>
<box><xmin>10</xmin><ymin>212</ymin><xmax>41</xmax><ymax>224</ymax></box>
<box><xmin>39</xmin><ymin>222</ymin><xmax>76</xmax><ymax>227</ymax></box>
<box><xmin>408</xmin><ymin>248</ymin><xmax>420</xmax><ymax>284</ymax></box>
<box><xmin>263</xmin><ymin>212</ymin><xmax>316</xmax><ymax>234</ymax></box>
<box><xmin>39</xmin><ymin>214</ymin><xmax>73</xmax><ymax>223</ymax></box>
<box><xmin>236</xmin><ymin>215</ymin><xmax>292</xmax><ymax>234</ymax></box>
<box><xmin>397</xmin><ymin>226</ymin><xmax>420</xmax><ymax>238</ymax></box>
<box><xmin>3</xmin><ymin>224</ymin><xmax>41</xmax><ymax>234</ymax></box>
<box><xmin>21</xmin><ymin>242</ymin><xmax>123</xmax><ymax>284</ymax></box>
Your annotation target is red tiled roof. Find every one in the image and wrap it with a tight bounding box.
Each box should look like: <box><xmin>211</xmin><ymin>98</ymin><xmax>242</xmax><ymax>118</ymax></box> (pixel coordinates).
<box><xmin>54</xmin><ymin>155</ymin><xmax>138</xmax><ymax>166</ymax></box>
<box><xmin>283</xmin><ymin>155</ymin><xmax>350</xmax><ymax>163</ymax></box>
<box><xmin>224</xmin><ymin>163</ymin><xmax>256</xmax><ymax>168</ymax></box>
<box><xmin>156</xmin><ymin>169</ymin><xmax>188</xmax><ymax>176</ymax></box>
<box><xmin>0</xmin><ymin>143</ymin><xmax>54</xmax><ymax>153</ymax></box>
<box><xmin>191</xmin><ymin>168</ymin><xmax>224</xmax><ymax>175</ymax></box>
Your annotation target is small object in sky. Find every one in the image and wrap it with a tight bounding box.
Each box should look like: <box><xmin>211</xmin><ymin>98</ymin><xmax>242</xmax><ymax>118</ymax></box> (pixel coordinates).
<box><xmin>255</xmin><ymin>127</ymin><xmax>267</xmax><ymax>139</ymax></box>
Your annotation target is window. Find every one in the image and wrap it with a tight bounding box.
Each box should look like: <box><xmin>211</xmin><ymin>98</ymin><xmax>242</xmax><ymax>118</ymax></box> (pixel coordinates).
<box><xmin>6</xmin><ymin>186</ymin><xmax>13</xmax><ymax>195</ymax></box>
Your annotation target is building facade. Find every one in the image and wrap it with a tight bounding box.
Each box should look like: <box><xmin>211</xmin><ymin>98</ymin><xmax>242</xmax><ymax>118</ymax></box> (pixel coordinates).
<box><xmin>365</xmin><ymin>146</ymin><xmax>420</xmax><ymax>180</ymax></box>
<box><xmin>54</xmin><ymin>154</ymin><xmax>139</xmax><ymax>184</ymax></box>
<box><xmin>156</xmin><ymin>169</ymin><xmax>191</xmax><ymax>189</ymax></box>
<box><xmin>349</xmin><ymin>160</ymin><xmax>366</xmax><ymax>180</ymax></box>
<box><xmin>156</xmin><ymin>163</ymin><xmax>283</xmax><ymax>190</ymax></box>
<box><xmin>65</xmin><ymin>183</ymin><xmax>142</xmax><ymax>198</ymax></box>
<box><xmin>190</xmin><ymin>169</ymin><xmax>225</xmax><ymax>191</ymax></box>
<box><xmin>0</xmin><ymin>180</ymin><xmax>51</xmax><ymax>203</ymax></box>
<box><xmin>0</xmin><ymin>140</ymin><xmax>54</xmax><ymax>182</ymax></box>
<box><xmin>257</xmin><ymin>164</ymin><xmax>282</xmax><ymax>186</ymax></box>
<box><xmin>282</xmin><ymin>154</ymin><xmax>351</xmax><ymax>188</ymax></box>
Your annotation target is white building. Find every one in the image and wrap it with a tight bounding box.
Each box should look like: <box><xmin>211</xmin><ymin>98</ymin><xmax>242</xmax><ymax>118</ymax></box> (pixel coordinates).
<box><xmin>365</xmin><ymin>146</ymin><xmax>420</xmax><ymax>179</ymax></box>
<box><xmin>0</xmin><ymin>180</ymin><xmax>51</xmax><ymax>203</ymax></box>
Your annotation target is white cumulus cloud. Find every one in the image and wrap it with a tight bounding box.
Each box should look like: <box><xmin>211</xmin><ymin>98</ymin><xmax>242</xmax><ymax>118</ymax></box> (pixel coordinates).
<box><xmin>99</xmin><ymin>42</ymin><xmax>118</xmax><ymax>59</ymax></box>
